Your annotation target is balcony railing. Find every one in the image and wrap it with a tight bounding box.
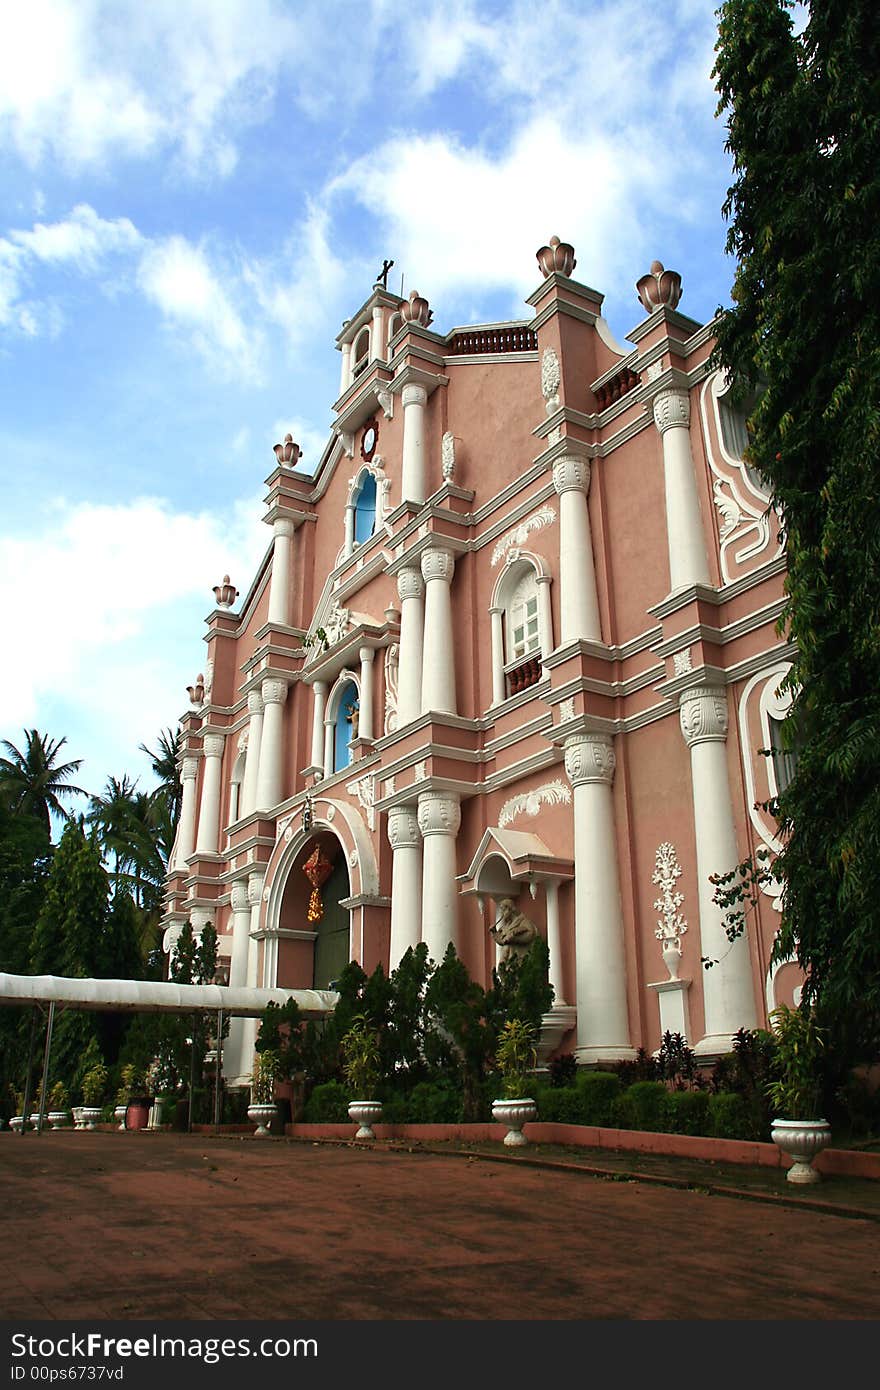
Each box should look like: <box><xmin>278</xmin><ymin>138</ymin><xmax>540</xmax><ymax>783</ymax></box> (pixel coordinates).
<box><xmin>447</xmin><ymin>325</ymin><xmax>538</xmax><ymax>356</ymax></box>
<box><xmin>595</xmin><ymin>366</ymin><xmax>640</xmax><ymax>411</ymax></box>
<box><xmin>506</xmin><ymin>654</ymin><xmax>543</xmax><ymax>698</ymax></box>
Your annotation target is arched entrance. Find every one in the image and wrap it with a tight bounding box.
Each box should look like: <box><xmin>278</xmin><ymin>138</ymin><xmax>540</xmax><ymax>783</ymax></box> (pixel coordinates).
<box><xmin>275</xmin><ymin>831</ymin><xmax>351</xmax><ymax>991</ymax></box>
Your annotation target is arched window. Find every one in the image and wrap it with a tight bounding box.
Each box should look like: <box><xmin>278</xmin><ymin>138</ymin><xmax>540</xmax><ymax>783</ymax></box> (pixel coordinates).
<box><xmin>506</xmin><ymin>568</ymin><xmax>540</xmax><ymax>663</ymax></box>
<box><xmin>333</xmin><ymin>678</ymin><xmax>359</xmax><ymax>773</ymax></box>
<box><xmin>227</xmin><ymin>750</ymin><xmax>246</xmax><ymax>826</ymax></box>
<box><xmin>352</xmin><ymin>327</ymin><xmax>370</xmax><ymax>379</ymax></box>
<box><xmin>353</xmin><ymin>471</ymin><xmax>377</xmax><ymax>545</ymax></box>
<box><xmin>490</xmin><ymin>557</ymin><xmax>550</xmax><ymax>704</ymax></box>
<box><xmin>387</xmin><ymin>312</ymin><xmax>402</xmax><ymax>353</ymax></box>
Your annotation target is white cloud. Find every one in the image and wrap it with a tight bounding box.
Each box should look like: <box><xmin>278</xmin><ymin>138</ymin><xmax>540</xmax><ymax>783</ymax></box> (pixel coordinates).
<box><xmin>9</xmin><ymin>203</ymin><xmax>142</xmax><ymax>269</ymax></box>
<box><xmin>0</xmin><ymin>493</ymin><xmax>268</xmax><ymax>790</ymax></box>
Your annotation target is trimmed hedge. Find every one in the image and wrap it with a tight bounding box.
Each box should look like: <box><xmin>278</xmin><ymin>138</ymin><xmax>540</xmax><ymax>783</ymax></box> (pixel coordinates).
<box><xmin>708</xmin><ymin>1091</ymin><xmax>749</xmax><ymax>1140</ymax></box>
<box><xmin>303</xmin><ymin>1080</ymin><xmax>351</xmax><ymax>1123</ymax></box>
<box><xmin>666</xmin><ymin>1089</ymin><xmax>710</xmax><ymax>1136</ymax></box>
<box><xmin>612</xmin><ymin>1080</ymin><xmax>670</xmax><ymax>1132</ymax></box>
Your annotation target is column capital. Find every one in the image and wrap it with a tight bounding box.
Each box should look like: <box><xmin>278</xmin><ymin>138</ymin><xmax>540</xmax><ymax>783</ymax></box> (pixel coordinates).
<box><xmin>359</xmin><ymin>645</ymin><xmax>376</xmax><ymax>665</ymax></box>
<box><xmin>401</xmin><ymin>383</ymin><xmax>428</xmax><ymax>409</ymax></box>
<box><xmin>564</xmin><ymin>732</ymin><xmax>615</xmax><ymax>787</ymax></box>
<box><xmin>261</xmin><ymin>677</ymin><xmax>289</xmax><ymax>706</ymax></box>
<box><xmin>202</xmin><ymin>732</ymin><xmax>225</xmax><ymax>760</ymax></box>
<box><xmin>417</xmin><ymin>790</ymin><xmax>462</xmax><ymax>838</ymax></box>
<box><xmin>231</xmin><ymin>879</ymin><xmax>250</xmax><ymax>914</ymax></box>
<box><xmin>247</xmin><ymin>689</ymin><xmax>264</xmax><ymax>716</ymax></box>
<box><xmin>397</xmin><ymin>566</ymin><xmax>425</xmax><ymax>602</ymax></box>
<box><xmin>552</xmin><ymin>453</ymin><xmax>591</xmax><ymax>496</ymax></box>
<box><xmin>247</xmin><ymin>870</ymin><xmax>266</xmax><ymax>908</ymax></box>
<box><xmin>313</xmin><ymin>678</ymin><xmax>329</xmax><ymax>697</ymax></box>
<box><xmin>652</xmin><ymin>387</ymin><xmax>691</xmax><ymax>435</ymax></box>
<box><xmin>181</xmin><ymin>754</ymin><xmax>200</xmax><ymax>782</ymax></box>
<box><xmin>420</xmin><ymin>547</ymin><xmax>455</xmax><ymax>585</ymax></box>
<box><xmin>678</xmin><ymin>685</ymin><xmax>728</xmax><ymax>746</ymax></box>
<box><xmin>387</xmin><ymin>804</ymin><xmax>421</xmax><ymax>850</ymax></box>
<box><xmin>273</xmin><ymin>517</ymin><xmax>296</xmax><ymax>540</ymax></box>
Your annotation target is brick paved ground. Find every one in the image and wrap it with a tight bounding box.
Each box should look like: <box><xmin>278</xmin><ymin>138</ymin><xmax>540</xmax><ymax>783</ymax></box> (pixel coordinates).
<box><xmin>2</xmin><ymin>1131</ymin><xmax>879</xmax><ymax>1321</ymax></box>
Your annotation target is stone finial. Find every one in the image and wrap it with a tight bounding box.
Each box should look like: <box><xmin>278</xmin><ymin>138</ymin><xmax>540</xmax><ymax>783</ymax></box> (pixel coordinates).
<box><xmin>400</xmin><ymin>290</ymin><xmax>434</xmax><ymax>328</ymax></box>
<box><xmin>187</xmin><ymin>674</ymin><xmax>205</xmax><ymax>707</ymax></box>
<box><xmin>536</xmin><ymin>235</ymin><xmax>577</xmax><ymax>279</ymax></box>
<box><xmin>212</xmin><ymin>574</ymin><xmax>238</xmax><ymax>608</ymax></box>
<box><xmin>636</xmin><ymin>260</ymin><xmax>682</xmax><ymax>313</ymax></box>
<box><xmin>273</xmin><ymin>434</ymin><xmax>302</xmax><ymax>467</ymax></box>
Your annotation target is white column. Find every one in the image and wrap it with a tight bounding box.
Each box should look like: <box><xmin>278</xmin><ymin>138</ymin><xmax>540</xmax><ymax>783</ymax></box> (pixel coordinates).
<box><xmin>241</xmin><ymin>690</ymin><xmax>264</xmax><ymax>817</ymax></box>
<box><xmin>564</xmin><ymin>733</ymin><xmax>633</xmax><ymax>1061</ymax></box>
<box><xmin>268</xmin><ymin>518</ymin><xmax>296</xmax><ymax>626</ymax></box>
<box><xmin>679</xmin><ymin>685</ymin><xmax>758</xmax><ymax>1050</ymax></box>
<box><xmin>323</xmin><ymin>717</ymin><xmax>334</xmax><ymax>779</ymax></box>
<box><xmin>396</xmin><ymin>567</ymin><xmax>424</xmax><ymax>724</ymax></box>
<box><xmin>536</xmin><ymin>574</ymin><xmax>554</xmax><ymax>665</ymax></box>
<box><xmin>489</xmin><ymin>607</ymin><xmax>505</xmax><ymax>705</ymax></box>
<box><xmin>371</xmin><ymin>305</ymin><xmax>384</xmax><ymax>361</ymax></box>
<box><xmin>255</xmin><ymin>678</ymin><xmax>288</xmax><ymax>812</ymax></box>
<box><xmin>418</xmin><ymin>791</ymin><xmax>462</xmax><ymax>962</ymax></box>
<box><xmin>553</xmin><ymin>454</ymin><xmax>601</xmax><ymax>643</ymax></box>
<box><xmin>401</xmin><ymin>383</ymin><xmax>428</xmax><ymax>504</ymax></box>
<box><xmin>195</xmin><ymin>734</ymin><xmax>224</xmax><ymax>855</ymax></box>
<box><xmin>340</xmin><ymin>342</ymin><xmax>352</xmax><ymax>395</ymax></box>
<box><xmin>173</xmin><ymin>754</ymin><xmax>199</xmax><ymax>870</ymax></box>
<box><xmin>653</xmin><ymin>390</ymin><xmax>711</xmax><ymax>592</ymax></box>
<box><xmin>545</xmin><ymin>880</ymin><xmax>566</xmax><ymax>1005</ymax></box>
<box><xmin>238</xmin><ymin>870</ymin><xmax>265</xmax><ymax>1083</ymax></box>
<box><xmin>387</xmin><ymin>805</ymin><xmax>422</xmax><ymax>970</ymax></box>
<box><xmin>420</xmin><ymin>547</ymin><xmax>456</xmax><ymax>715</ymax></box>
<box><xmin>357</xmin><ymin>646</ymin><xmax>376</xmax><ymax>742</ymax></box>
<box><xmin>224</xmin><ymin>878</ymin><xmax>252</xmax><ymax>1083</ymax></box>
<box><xmin>344</xmin><ymin>504</ymin><xmax>355</xmax><ymax>557</ymax></box>
<box><xmin>310</xmin><ymin>681</ymin><xmax>328</xmax><ymax>772</ymax></box>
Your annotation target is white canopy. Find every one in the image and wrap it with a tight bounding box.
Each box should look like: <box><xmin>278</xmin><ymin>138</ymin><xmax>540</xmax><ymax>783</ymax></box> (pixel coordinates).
<box><xmin>0</xmin><ymin>972</ymin><xmax>338</xmax><ymax>1018</ymax></box>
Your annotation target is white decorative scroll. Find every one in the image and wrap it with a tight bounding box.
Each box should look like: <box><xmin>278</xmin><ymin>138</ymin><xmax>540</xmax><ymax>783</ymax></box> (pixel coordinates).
<box><xmin>377</xmin><ymin>389</ymin><xmax>394</xmax><ymax>420</ymax></box>
<box><xmin>346</xmin><ymin>772</ymin><xmax>376</xmax><ymax>831</ymax></box>
<box><xmin>499</xmin><ymin>779</ymin><xmax>571</xmax><ymax>828</ymax></box>
<box><xmin>672</xmin><ymin>648</ymin><xmax>693</xmax><ymax>676</ymax></box>
<box><xmin>491</xmin><ymin>505</ymin><xmax>556</xmax><ymax>567</ymax></box>
<box><xmin>383</xmin><ymin>776</ymin><xmax>396</xmax><ymax>797</ymax></box>
<box><xmin>384</xmin><ymin>643</ymin><xmax>399</xmax><ymax>734</ymax></box>
<box><xmin>203</xmin><ymin>660</ymin><xmax>214</xmax><ymax>701</ymax></box>
<box><xmin>441</xmin><ymin>432</ymin><xmax>455</xmax><ymax>482</ymax></box>
<box><xmin>700</xmin><ymin>370</ymin><xmax>783</xmax><ymax>584</ymax></box>
<box><xmin>414</xmin><ymin>760</ymin><xmax>428</xmax><ymax>783</ymax></box>
<box><xmin>541</xmin><ymin>346</ymin><xmax>560</xmax><ymax>412</ymax></box>
<box><xmin>652</xmin><ymin>841</ymin><xmax>688</xmax><ymax>980</ymax></box>
<box><xmin>737</xmin><ymin>662</ymin><xmax>793</xmax><ymax>913</ymax></box>
<box><xmin>323</xmin><ymin>602</ymin><xmax>350</xmax><ymax>647</ymax></box>
<box><xmin>558</xmin><ymin>698</ymin><xmax>575</xmax><ymax>723</ymax></box>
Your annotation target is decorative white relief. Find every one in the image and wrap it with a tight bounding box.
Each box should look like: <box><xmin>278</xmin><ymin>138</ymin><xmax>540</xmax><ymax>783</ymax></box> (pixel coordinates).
<box><xmin>441</xmin><ymin>432</ymin><xmax>456</xmax><ymax>482</ymax></box>
<box><xmin>325</xmin><ymin>805</ymin><xmax>336</xmax><ymax>822</ymax></box>
<box><xmin>700</xmin><ymin>370</ymin><xmax>782</xmax><ymax>584</ymax></box>
<box><xmin>346</xmin><ymin>773</ymin><xmax>376</xmax><ymax>831</ymax></box>
<box><xmin>547</xmin><ymin>426</ymin><xmax>562</xmax><ymax>445</ymax></box>
<box><xmin>646</xmin><ymin>360</ymin><xmax>663</xmax><ymax>382</ymax></box>
<box><xmin>377</xmin><ymin>389</ymin><xmax>394</xmax><ymax>420</ymax></box>
<box><xmin>384</xmin><ymin>644</ymin><xmax>399</xmax><ymax>735</ymax></box>
<box><xmin>323</xmin><ymin>602</ymin><xmax>350</xmax><ymax>647</ymax></box>
<box><xmin>414</xmin><ymin>760</ymin><xmax>428</xmax><ymax>783</ymax></box>
<box><xmin>203</xmin><ymin>661</ymin><xmax>214</xmax><ymax>700</ymax></box>
<box><xmin>348</xmin><ymin>850</ymin><xmax>359</xmax><ymax>868</ymax></box>
<box><xmin>499</xmin><ymin>779</ymin><xmax>571</xmax><ymax>828</ymax></box>
<box><xmin>237</xmin><ymin>727</ymin><xmax>249</xmax><ymax>754</ymax></box>
<box><xmin>737</xmin><ymin>662</ymin><xmax>793</xmax><ymax>913</ymax></box>
<box><xmin>558</xmin><ymin>697</ymin><xmax>576</xmax><ymax>723</ymax></box>
<box><xmin>384</xmin><ymin>776</ymin><xmax>396</xmax><ymax>797</ymax></box>
<box><xmin>277</xmin><ymin>815</ymin><xmax>292</xmax><ymax>840</ymax></box>
<box><xmin>263</xmin><ymin>886</ymin><xmax>270</xmax><ymax>901</ymax></box>
<box><xmin>541</xmin><ymin>346</ymin><xmax>561</xmax><ymax>412</ymax></box>
<box><xmin>652</xmin><ymin>841</ymin><xmax>688</xmax><ymax>980</ymax></box>
<box><xmin>284</xmin><ymin>826</ymin><xmax>293</xmax><ymax>843</ymax></box>
<box><xmin>672</xmin><ymin>648</ymin><xmax>693</xmax><ymax>677</ymax></box>
<box><xmin>491</xmin><ymin>505</ymin><xmax>557</xmax><ymax>566</ymax></box>
<box><xmin>336</xmin><ymin>428</ymin><xmax>355</xmax><ymax>458</ymax></box>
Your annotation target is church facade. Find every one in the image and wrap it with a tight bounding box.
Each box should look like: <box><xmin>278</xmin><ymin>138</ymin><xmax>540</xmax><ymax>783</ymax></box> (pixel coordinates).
<box><xmin>161</xmin><ymin>237</ymin><xmax>797</xmax><ymax>1085</ymax></box>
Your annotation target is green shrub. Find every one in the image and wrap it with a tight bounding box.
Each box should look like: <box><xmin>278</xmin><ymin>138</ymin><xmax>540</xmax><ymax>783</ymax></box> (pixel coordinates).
<box><xmin>534</xmin><ymin>1086</ymin><xmax>582</xmax><ymax>1125</ymax></box>
<box><xmin>303</xmin><ymin>1081</ymin><xmax>351</xmax><ymax>1123</ymax></box>
<box><xmin>613</xmin><ymin>1081</ymin><xmax>670</xmax><ymax>1132</ymax></box>
<box><xmin>548</xmin><ymin>1053</ymin><xmax>577</xmax><ymax>1087</ymax></box>
<box><xmin>406</xmin><ymin>1081</ymin><xmax>461</xmax><ymax>1124</ymax></box>
<box><xmin>574</xmin><ymin>1070</ymin><xmax>621</xmax><ymax>1126</ymax></box>
<box><xmin>379</xmin><ymin>1093</ymin><xmax>409</xmax><ymax>1125</ymax></box>
<box><xmin>666</xmin><ymin>1089</ymin><xmax>710</xmax><ymax>1136</ymax></box>
<box><xmin>709</xmin><ymin>1091</ymin><xmax>748</xmax><ymax>1139</ymax></box>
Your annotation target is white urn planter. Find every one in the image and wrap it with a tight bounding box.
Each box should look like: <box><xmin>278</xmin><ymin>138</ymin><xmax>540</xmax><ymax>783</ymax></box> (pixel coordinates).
<box><xmin>115</xmin><ymin>1105</ymin><xmax>128</xmax><ymax>1131</ymax></box>
<box><xmin>492</xmin><ymin>1098</ymin><xmax>538</xmax><ymax>1147</ymax></box>
<box><xmin>10</xmin><ymin>1116</ymin><xmax>23</xmax><ymax>1133</ymax></box>
<box><xmin>348</xmin><ymin>1100</ymin><xmax>382</xmax><ymax>1140</ymax></box>
<box><xmin>81</xmin><ymin>1107</ymin><xmax>102</xmax><ymax>1131</ymax></box>
<box><xmin>48</xmin><ymin>1111</ymin><xmax>70</xmax><ymax>1130</ymax></box>
<box><xmin>771</xmin><ymin>1118</ymin><xmax>832</xmax><ymax>1184</ymax></box>
<box><xmin>248</xmin><ymin>1103</ymin><xmax>277</xmax><ymax>1137</ymax></box>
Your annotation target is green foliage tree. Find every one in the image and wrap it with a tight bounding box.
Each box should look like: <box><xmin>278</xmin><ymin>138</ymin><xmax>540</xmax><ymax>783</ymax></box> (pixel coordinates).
<box><xmin>0</xmin><ymin>799</ymin><xmax>51</xmax><ymax>1112</ymax></box>
<box><xmin>0</xmin><ymin>730</ymin><xmax>86</xmax><ymax>837</ymax></box>
<box><xmin>30</xmin><ymin>819</ymin><xmax>109</xmax><ymax>979</ymax></box>
<box><xmin>712</xmin><ymin>0</ymin><xmax>880</xmax><ymax>1060</ymax></box>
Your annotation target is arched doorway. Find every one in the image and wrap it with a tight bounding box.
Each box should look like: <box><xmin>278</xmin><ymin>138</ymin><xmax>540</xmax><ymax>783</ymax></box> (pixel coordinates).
<box><xmin>275</xmin><ymin>831</ymin><xmax>351</xmax><ymax>991</ymax></box>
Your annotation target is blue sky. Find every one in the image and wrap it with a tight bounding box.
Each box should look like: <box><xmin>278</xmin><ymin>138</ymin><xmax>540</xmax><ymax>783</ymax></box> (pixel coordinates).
<box><xmin>0</xmin><ymin>0</ymin><xmax>735</xmax><ymax>814</ymax></box>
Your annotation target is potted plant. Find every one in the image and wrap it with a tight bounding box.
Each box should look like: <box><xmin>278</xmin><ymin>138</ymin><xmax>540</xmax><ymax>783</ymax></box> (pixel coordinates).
<box><xmin>492</xmin><ymin>1019</ymin><xmax>538</xmax><ymax>1146</ymax></box>
<box><xmin>767</xmin><ymin>1004</ymin><xmax>831</xmax><ymax>1184</ymax></box>
<box><xmin>10</xmin><ymin>1091</ymin><xmax>25</xmax><ymax>1133</ymax></box>
<box><xmin>80</xmin><ymin>1064</ymin><xmax>108</xmax><ymax>1130</ymax></box>
<box><xmin>248</xmin><ymin>1049</ymin><xmax>280</xmax><ymax>1136</ymax></box>
<box><xmin>48</xmin><ymin>1081</ymin><xmax>71</xmax><ymax>1129</ymax></box>
<box><xmin>341</xmin><ymin>1015</ymin><xmax>382</xmax><ymax>1139</ymax></box>
<box><xmin>119</xmin><ymin>1064</ymin><xmax>150</xmax><ymax>1130</ymax></box>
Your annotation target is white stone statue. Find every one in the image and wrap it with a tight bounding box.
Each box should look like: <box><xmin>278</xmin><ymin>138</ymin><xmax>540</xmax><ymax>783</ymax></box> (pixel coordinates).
<box><xmin>490</xmin><ymin>898</ymin><xmax>539</xmax><ymax>962</ymax></box>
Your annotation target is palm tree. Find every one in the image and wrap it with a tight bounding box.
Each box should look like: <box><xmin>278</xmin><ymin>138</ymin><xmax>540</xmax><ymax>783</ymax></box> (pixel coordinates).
<box><xmin>86</xmin><ymin>774</ymin><xmax>142</xmax><ymax>895</ymax></box>
<box><xmin>139</xmin><ymin>727</ymin><xmax>181</xmax><ymax>828</ymax></box>
<box><xmin>0</xmin><ymin>729</ymin><xmax>86</xmax><ymax>836</ymax></box>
